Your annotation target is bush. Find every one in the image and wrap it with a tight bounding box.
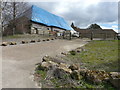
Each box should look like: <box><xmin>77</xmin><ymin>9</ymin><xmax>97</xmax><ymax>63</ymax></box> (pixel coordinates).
<box><xmin>69</xmin><ymin>50</ymin><xmax>76</xmax><ymax>55</ymax></box>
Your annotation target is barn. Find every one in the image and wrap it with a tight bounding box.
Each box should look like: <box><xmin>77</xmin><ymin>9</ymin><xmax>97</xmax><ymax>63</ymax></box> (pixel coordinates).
<box><xmin>71</xmin><ymin>24</ymin><xmax>117</xmax><ymax>39</ymax></box>
<box><xmin>3</xmin><ymin>5</ymin><xmax>72</xmax><ymax>36</ymax></box>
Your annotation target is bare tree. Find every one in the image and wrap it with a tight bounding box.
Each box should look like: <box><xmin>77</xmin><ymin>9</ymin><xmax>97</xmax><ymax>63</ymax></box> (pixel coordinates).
<box><xmin>1</xmin><ymin>0</ymin><xmax>30</xmax><ymax>35</ymax></box>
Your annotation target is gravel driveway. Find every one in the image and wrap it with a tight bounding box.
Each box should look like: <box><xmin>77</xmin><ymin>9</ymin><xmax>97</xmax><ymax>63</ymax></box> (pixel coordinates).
<box><xmin>2</xmin><ymin>39</ymin><xmax>89</xmax><ymax>88</ymax></box>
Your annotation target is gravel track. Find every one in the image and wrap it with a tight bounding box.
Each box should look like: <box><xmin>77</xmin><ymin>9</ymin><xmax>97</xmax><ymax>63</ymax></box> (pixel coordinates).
<box><xmin>2</xmin><ymin>39</ymin><xmax>89</xmax><ymax>88</ymax></box>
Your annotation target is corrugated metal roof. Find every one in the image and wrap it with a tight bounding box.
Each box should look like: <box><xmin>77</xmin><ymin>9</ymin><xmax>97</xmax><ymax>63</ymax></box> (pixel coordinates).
<box><xmin>31</xmin><ymin>5</ymin><xmax>72</xmax><ymax>30</ymax></box>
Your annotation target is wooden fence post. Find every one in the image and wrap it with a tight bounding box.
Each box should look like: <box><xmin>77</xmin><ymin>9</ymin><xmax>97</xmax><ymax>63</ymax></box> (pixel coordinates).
<box><xmin>79</xmin><ymin>33</ymin><xmax>81</xmax><ymax>38</ymax></box>
<box><xmin>69</xmin><ymin>32</ymin><xmax>72</xmax><ymax>40</ymax></box>
<box><xmin>63</xmin><ymin>31</ymin><xmax>65</xmax><ymax>39</ymax></box>
<box><xmin>91</xmin><ymin>32</ymin><xmax>93</xmax><ymax>40</ymax></box>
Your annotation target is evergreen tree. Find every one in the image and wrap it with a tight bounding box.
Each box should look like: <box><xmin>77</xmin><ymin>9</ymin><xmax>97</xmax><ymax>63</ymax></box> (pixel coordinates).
<box><xmin>87</xmin><ymin>23</ymin><xmax>102</xmax><ymax>29</ymax></box>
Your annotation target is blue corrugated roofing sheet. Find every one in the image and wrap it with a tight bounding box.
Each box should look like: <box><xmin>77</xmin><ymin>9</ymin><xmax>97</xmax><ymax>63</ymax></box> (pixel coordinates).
<box><xmin>31</xmin><ymin>5</ymin><xmax>72</xmax><ymax>30</ymax></box>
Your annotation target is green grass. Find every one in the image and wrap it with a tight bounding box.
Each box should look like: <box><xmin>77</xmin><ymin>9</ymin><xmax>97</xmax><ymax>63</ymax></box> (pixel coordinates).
<box><xmin>67</xmin><ymin>40</ymin><xmax>119</xmax><ymax>72</ymax></box>
<box><xmin>36</xmin><ymin>70</ymin><xmax>47</xmax><ymax>80</ymax></box>
<box><xmin>76</xmin><ymin>79</ymin><xmax>115</xmax><ymax>89</ymax></box>
<box><xmin>3</xmin><ymin>34</ymin><xmax>23</xmax><ymax>39</ymax></box>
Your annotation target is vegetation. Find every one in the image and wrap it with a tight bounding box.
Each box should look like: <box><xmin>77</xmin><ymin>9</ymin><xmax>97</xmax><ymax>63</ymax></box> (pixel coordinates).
<box><xmin>35</xmin><ymin>68</ymin><xmax>115</xmax><ymax>89</ymax></box>
<box><xmin>87</xmin><ymin>23</ymin><xmax>102</xmax><ymax>29</ymax></box>
<box><xmin>69</xmin><ymin>50</ymin><xmax>76</xmax><ymax>55</ymax></box>
<box><xmin>34</xmin><ymin>40</ymin><xmax>118</xmax><ymax>89</ymax></box>
<box><xmin>67</xmin><ymin>40</ymin><xmax>119</xmax><ymax>72</ymax></box>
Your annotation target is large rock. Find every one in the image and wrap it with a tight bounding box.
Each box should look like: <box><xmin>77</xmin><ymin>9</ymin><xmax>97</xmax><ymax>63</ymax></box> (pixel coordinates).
<box><xmin>75</xmin><ymin>47</ymin><xmax>86</xmax><ymax>53</ymax></box>
<box><xmin>21</xmin><ymin>40</ymin><xmax>28</xmax><ymax>44</ymax></box>
<box><xmin>42</xmin><ymin>55</ymin><xmax>54</xmax><ymax>62</ymax></box>
<box><xmin>58</xmin><ymin>63</ymin><xmax>72</xmax><ymax>74</ymax></box>
<box><xmin>46</xmin><ymin>38</ymin><xmax>50</xmax><ymax>41</ymax></box>
<box><xmin>69</xmin><ymin>64</ymin><xmax>79</xmax><ymax>71</ymax></box>
<box><xmin>9</xmin><ymin>42</ymin><xmax>17</xmax><ymax>45</ymax></box>
<box><xmin>109</xmin><ymin>72</ymin><xmax>120</xmax><ymax>88</ymax></box>
<box><xmin>80</xmin><ymin>70</ymin><xmax>110</xmax><ymax>84</ymax></box>
<box><xmin>37</xmin><ymin>39</ymin><xmax>41</xmax><ymax>42</ymax></box>
<box><xmin>51</xmin><ymin>38</ymin><xmax>54</xmax><ymax>40</ymax></box>
<box><xmin>53</xmin><ymin>68</ymin><xmax>68</xmax><ymax>79</ymax></box>
<box><xmin>37</xmin><ymin>61</ymin><xmax>58</xmax><ymax>71</ymax></box>
<box><xmin>30</xmin><ymin>40</ymin><xmax>36</xmax><ymax>43</ymax></box>
<box><xmin>61</xmin><ymin>52</ymin><xmax>67</xmax><ymax>55</ymax></box>
<box><xmin>70</xmin><ymin>70</ymin><xmax>81</xmax><ymax>80</ymax></box>
<box><xmin>42</xmin><ymin>40</ymin><xmax>46</xmax><ymax>41</ymax></box>
<box><xmin>42</xmin><ymin>55</ymin><xmax>65</xmax><ymax>64</ymax></box>
<box><xmin>1</xmin><ymin>42</ymin><xmax>8</xmax><ymax>46</ymax></box>
<box><xmin>53</xmin><ymin>67</ymin><xmax>71</xmax><ymax>79</ymax></box>
<box><xmin>79</xmin><ymin>69</ymin><xmax>87</xmax><ymax>76</ymax></box>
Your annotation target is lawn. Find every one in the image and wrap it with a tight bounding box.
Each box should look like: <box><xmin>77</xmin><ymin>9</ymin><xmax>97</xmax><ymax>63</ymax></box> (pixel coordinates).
<box><xmin>67</xmin><ymin>40</ymin><xmax>119</xmax><ymax>72</ymax></box>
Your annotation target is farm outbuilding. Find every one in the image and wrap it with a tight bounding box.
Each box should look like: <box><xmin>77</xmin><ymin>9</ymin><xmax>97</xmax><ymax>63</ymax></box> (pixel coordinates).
<box><xmin>3</xmin><ymin>5</ymin><xmax>72</xmax><ymax>36</ymax></box>
<box><xmin>71</xmin><ymin>24</ymin><xmax>117</xmax><ymax>39</ymax></box>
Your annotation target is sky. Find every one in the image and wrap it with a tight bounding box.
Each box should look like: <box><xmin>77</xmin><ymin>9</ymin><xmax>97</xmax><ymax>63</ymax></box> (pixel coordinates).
<box><xmin>29</xmin><ymin>0</ymin><xmax>118</xmax><ymax>32</ymax></box>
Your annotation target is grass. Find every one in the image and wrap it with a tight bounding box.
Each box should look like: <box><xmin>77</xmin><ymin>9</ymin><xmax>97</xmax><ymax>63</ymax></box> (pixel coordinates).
<box><xmin>69</xmin><ymin>50</ymin><xmax>76</xmax><ymax>55</ymax></box>
<box><xmin>2</xmin><ymin>34</ymin><xmax>23</xmax><ymax>39</ymax></box>
<box><xmin>76</xmin><ymin>79</ymin><xmax>115</xmax><ymax>89</ymax></box>
<box><xmin>36</xmin><ymin>70</ymin><xmax>47</xmax><ymax>80</ymax></box>
<box><xmin>34</xmin><ymin>40</ymin><xmax>119</xmax><ymax>88</ymax></box>
<box><xmin>2</xmin><ymin>34</ymin><xmax>55</xmax><ymax>39</ymax></box>
<box><xmin>67</xmin><ymin>40</ymin><xmax>119</xmax><ymax>72</ymax></box>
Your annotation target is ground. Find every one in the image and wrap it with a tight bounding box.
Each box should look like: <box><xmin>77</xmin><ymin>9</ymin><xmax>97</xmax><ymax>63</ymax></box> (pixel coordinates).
<box><xmin>66</xmin><ymin>40</ymin><xmax>119</xmax><ymax>72</ymax></box>
<box><xmin>2</xmin><ymin>38</ymin><xmax>89</xmax><ymax>88</ymax></box>
<box><xmin>33</xmin><ymin>40</ymin><xmax>118</xmax><ymax>89</ymax></box>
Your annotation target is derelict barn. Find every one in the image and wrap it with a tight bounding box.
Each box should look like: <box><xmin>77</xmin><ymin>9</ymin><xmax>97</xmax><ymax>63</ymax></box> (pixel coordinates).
<box><xmin>72</xmin><ymin>26</ymin><xmax>117</xmax><ymax>39</ymax></box>
<box><xmin>3</xmin><ymin>5</ymin><xmax>72</xmax><ymax>36</ymax></box>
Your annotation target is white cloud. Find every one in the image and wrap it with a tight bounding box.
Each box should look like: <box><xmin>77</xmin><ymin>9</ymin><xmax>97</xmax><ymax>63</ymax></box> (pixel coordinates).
<box><xmin>31</xmin><ymin>1</ymin><xmax>118</xmax><ymax>32</ymax></box>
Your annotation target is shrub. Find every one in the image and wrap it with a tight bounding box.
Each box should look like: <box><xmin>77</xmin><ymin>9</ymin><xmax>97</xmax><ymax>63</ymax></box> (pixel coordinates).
<box><xmin>69</xmin><ymin>50</ymin><xmax>76</xmax><ymax>55</ymax></box>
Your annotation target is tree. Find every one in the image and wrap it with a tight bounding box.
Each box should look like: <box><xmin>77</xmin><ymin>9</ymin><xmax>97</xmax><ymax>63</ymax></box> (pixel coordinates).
<box><xmin>87</xmin><ymin>23</ymin><xmax>102</xmax><ymax>29</ymax></box>
<box><xmin>71</xmin><ymin>22</ymin><xmax>75</xmax><ymax>28</ymax></box>
<box><xmin>1</xmin><ymin>0</ymin><xmax>30</xmax><ymax>35</ymax></box>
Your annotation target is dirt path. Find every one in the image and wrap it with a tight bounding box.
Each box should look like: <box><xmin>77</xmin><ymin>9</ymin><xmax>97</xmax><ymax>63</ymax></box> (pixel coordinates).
<box><xmin>2</xmin><ymin>39</ymin><xmax>89</xmax><ymax>88</ymax></box>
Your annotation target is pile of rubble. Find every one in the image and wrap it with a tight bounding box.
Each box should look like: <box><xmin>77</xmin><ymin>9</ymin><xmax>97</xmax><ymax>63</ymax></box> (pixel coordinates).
<box><xmin>35</xmin><ymin>55</ymin><xmax>120</xmax><ymax>88</ymax></box>
<box><xmin>61</xmin><ymin>47</ymin><xmax>86</xmax><ymax>56</ymax></box>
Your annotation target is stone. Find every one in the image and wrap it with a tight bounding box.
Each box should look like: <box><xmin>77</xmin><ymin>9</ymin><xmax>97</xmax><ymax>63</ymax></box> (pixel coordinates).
<box><xmin>69</xmin><ymin>50</ymin><xmax>76</xmax><ymax>55</ymax></box>
<box><xmin>42</xmin><ymin>55</ymin><xmax>54</xmax><ymax>62</ymax></box>
<box><xmin>69</xmin><ymin>64</ymin><xmax>79</xmax><ymax>71</ymax></box>
<box><xmin>81</xmin><ymin>70</ymin><xmax>110</xmax><ymax>84</ymax></box>
<box><xmin>58</xmin><ymin>64</ymin><xmax>72</xmax><ymax>74</ymax></box>
<box><xmin>46</xmin><ymin>38</ymin><xmax>50</xmax><ymax>41</ymax></box>
<box><xmin>61</xmin><ymin>52</ymin><xmax>67</xmax><ymax>55</ymax></box>
<box><xmin>38</xmin><ymin>61</ymin><xmax>56</xmax><ymax>71</ymax></box>
<box><xmin>37</xmin><ymin>62</ymin><xmax>50</xmax><ymax>71</ymax></box>
<box><xmin>37</xmin><ymin>39</ymin><xmax>41</xmax><ymax>42</ymax></box>
<box><xmin>48</xmin><ymin>61</ymin><xmax>58</xmax><ymax>66</ymax></box>
<box><xmin>109</xmin><ymin>72</ymin><xmax>120</xmax><ymax>88</ymax></box>
<box><xmin>21</xmin><ymin>40</ymin><xmax>28</xmax><ymax>44</ymax></box>
<box><xmin>75</xmin><ymin>48</ymin><xmax>83</xmax><ymax>53</ymax></box>
<box><xmin>43</xmin><ymin>40</ymin><xmax>46</xmax><ymax>41</ymax></box>
<box><xmin>59</xmin><ymin>63</ymin><xmax>69</xmax><ymax>69</ymax></box>
<box><xmin>79</xmin><ymin>69</ymin><xmax>87</xmax><ymax>76</ymax></box>
<box><xmin>30</xmin><ymin>40</ymin><xmax>36</xmax><ymax>43</ymax></box>
<box><xmin>9</xmin><ymin>42</ymin><xmax>17</xmax><ymax>45</ymax></box>
<box><xmin>53</xmin><ymin>68</ymin><xmax>69</xmax><ymax>79</ymax></box>
<box><xmin>70</xmin><ymin>70</ymin><xmax>81</xmax><ymax>80</ymax></box>
<box><xmin>51</xmin><ymin>38</ymin><xmax>54</xmax><ymax>40</ymax></box>
<box><xmin>1</xmin><ymin>42</ymin><xmax>8</xmax><ymax>46</ymax></box>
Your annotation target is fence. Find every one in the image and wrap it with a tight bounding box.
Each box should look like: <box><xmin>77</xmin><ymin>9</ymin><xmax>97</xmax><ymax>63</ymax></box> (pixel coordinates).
<box><xmin>80</xmin><ymin>32</ymin><xmax>117</xmax><ymax>40</ymax></box>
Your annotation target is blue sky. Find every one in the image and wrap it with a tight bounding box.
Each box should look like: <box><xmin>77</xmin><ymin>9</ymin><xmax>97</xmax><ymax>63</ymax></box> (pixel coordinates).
<box><xmin>99</xmin><ymin>23</ymin><xmax>118</xmax><ymax>32</ymax></box>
